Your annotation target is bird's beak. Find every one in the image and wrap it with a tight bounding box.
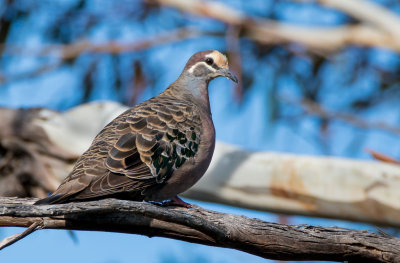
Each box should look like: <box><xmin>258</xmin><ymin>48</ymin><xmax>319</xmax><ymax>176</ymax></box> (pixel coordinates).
<box><xmin>219</xmin><ymin>68</ymin><xmax>238</xmax><ymax>83</ymax></box>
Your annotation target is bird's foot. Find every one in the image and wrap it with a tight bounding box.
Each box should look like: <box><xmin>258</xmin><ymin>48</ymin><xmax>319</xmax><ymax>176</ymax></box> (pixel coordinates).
<box><xmin>147</xmin><ymin>196</ymin><xmax>192</xmax><ymax>208</ymax></box>
<box><xmin>168</xmin><ymin>196</ymin><xmax>192</xmax><ymax>208</ymax></box>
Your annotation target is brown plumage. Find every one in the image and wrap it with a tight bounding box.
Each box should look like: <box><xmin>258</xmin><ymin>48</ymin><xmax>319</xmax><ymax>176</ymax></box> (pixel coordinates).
<box><xmin>35</xmin><ymin>50</ymin><xmax>238</xmax><ymax>205</ymax></box>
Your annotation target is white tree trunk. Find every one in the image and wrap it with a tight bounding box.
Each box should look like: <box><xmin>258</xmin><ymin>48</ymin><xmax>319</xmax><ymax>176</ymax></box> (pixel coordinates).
<box><xmin>184</xmin><ymin>142</ymin><xmax>400</xmax><ymax>227</ymax></box>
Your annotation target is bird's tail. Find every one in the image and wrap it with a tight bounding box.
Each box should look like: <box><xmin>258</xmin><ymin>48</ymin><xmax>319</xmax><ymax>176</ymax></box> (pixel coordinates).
<box><xmin>34</xmin><ymin>194</ymin><xmax>70</xmax><ymax>205</ymax></box>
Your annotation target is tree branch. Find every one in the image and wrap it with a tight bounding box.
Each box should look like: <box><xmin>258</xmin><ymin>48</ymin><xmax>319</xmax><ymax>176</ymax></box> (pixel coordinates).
<box><xmin>152</xmin><ymin>0</ymin><xmax>400</xmax><ymax>52</ymax></box>
<box><xmin>311</xmin><ymin>0</ymin><xmax>400</xmax><ymax>42</ymax></box>
<box><xmin>294</xmin><ymin>98</ymin><xmax>400</xmax><ymax>135</ymax></box>
<box><xmin>0</xmin><ymin>197</ymin><xmax>400</xmax><ymax>262</ymax></box>
<box><xmin>1</xmin><ymin>27</ymin><xmax>209</xmax><ymax>60</ymax></box>
<box><xmin>0</xmin><ymin>220</ymin><xmax>43</xmax><ymax>250</ymax></box>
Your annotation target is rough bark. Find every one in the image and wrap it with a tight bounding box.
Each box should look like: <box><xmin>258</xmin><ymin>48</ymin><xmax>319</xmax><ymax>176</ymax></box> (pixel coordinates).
<box><xmin>0</xmin><ymin>197</ymin><xmax>399</xmax><ymax>262</ymax></box>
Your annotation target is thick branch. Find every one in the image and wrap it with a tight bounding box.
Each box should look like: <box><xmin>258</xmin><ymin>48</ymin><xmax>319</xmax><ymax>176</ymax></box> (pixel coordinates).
<box><xmin>0</xmin><ymin>197</ymin><xmax>400</xmax><ymax>262</ymax></box>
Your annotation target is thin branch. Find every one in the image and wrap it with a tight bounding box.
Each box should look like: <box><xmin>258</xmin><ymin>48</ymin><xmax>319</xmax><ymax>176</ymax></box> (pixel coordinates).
<box><xmin>1</xmin><ymin>27</ymin><xmax>209</xmax><ymax>60</ymax></box>
<box><xmin>0</xmin><ymin>27</ymin><xmax>215</xmax><ymax>84</ymax></box>
<box><xmin>365</xmin><ymin>148</ymin><xmax>400</xmax><ymax>164</ymax></box>
<box><xmin>0</xmin><ymin>62</ymin><xmax>61</xmax><ymax>84</ymax></box>
<box><xmin>0</xmin><ymin>220</ymin><xmax>43</xmax><ymax>250</ymax></box>
<box><xmin>289</xmin><ymin>98</ymin><xmax>400</xmax><ymax>136</ymax></box>
<box><xmin>0</xmin><ymin>197</ymin><xmax>400</xmax><ymax>262</ymax></box>
<box><xmin>152</xmin><ymin>0</ymin><xmax>400</xmax><ymax>52</ymax></box>
<box><xmin>225</xmin><ymin>25</ymin><xmax>243</xmax><ymax>101</ymax></box>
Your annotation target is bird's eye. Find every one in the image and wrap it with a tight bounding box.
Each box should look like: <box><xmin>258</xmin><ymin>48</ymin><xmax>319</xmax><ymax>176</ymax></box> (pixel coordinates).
<box><xmin>205</xmin><ymin>58</ymin><xmax>214</xmax><ymax>65</ymax></box>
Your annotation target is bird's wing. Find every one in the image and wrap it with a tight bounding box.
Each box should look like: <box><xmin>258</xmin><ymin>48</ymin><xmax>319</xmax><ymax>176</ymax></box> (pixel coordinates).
<box><xmin>57</xmin><ymin>97</ymin><xmax>202</xmax><ymax>200</ymax></box>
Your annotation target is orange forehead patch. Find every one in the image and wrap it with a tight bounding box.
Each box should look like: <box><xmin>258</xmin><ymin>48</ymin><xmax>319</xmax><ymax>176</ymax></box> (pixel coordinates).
<box><xmin>206</xmin><ymin>51</ymin><xmax>229</xmax><ymax>69</ymax></box>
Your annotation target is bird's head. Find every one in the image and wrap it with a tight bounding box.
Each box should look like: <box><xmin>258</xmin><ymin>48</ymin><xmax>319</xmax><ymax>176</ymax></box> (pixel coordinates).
<box><xmin>183</xmin><ymin>50</ymin><xmax>238</xmax><ymax>84</ymax></box>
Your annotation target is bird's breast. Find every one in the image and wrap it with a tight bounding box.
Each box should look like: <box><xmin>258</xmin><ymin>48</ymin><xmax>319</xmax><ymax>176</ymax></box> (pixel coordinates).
<box><xmin>147</xmin><ymin>113</ymin><xmax>215</xmax><ymax>201</ymax></box>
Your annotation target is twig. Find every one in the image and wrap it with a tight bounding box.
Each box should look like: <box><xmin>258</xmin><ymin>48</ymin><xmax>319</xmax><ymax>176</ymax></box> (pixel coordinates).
<box><xmin>0</xmin><ymin>197</ymin><xmax>400</xmax><ymax>262</ymax></box>
<box><xmin>226</xmin><ymin>25</ymin><xmax>243</xmax><ymax>101</ymax></box>
<box><xmin>0</xmin><ymin>27</ymin><xmax>213</xmax><ymax>84</ymax></box>
<box><xmin>0</xmin><ymin>220</ymin><xmax>43</xmax><ymax>250</ymax></box>
<box><xmin>0</xmin><ymin>63</ymin><xmax>61</xmax><ymax>84</ymax></box>
<box><xmin>2</xmin><ymin>27</ymin><xmax>209</xmax><ymax>59</ymax></box>
<box><xmin>289</xmin><ymin>98</ymin><xmax>400</xmax><ymax>136</ymax></box>
<box><xmin>365</xmin><ymin>148</ymin><xmax>400</xmax><ymax>164</ymax></box>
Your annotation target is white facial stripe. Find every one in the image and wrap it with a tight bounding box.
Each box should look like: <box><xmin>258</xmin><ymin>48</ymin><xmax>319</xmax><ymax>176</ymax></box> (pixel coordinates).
<box><xmin>188</xmin><ymin>61</ymin><xmax>217</xmax><ymax>74</ymax></box>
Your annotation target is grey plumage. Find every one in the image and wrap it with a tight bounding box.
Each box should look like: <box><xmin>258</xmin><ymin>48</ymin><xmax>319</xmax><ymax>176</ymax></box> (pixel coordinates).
<box><xmin>35</xmin><ymin>50</ymin><xmax>237</xmax><ymax>205</ymax></box>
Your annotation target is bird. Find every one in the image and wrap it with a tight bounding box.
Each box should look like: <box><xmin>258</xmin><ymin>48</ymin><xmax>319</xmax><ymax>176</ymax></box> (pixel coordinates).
<box><xmin>35</xmin><ymin>50</ymin><xmax>238</xmax><ymax>207</ymax></box>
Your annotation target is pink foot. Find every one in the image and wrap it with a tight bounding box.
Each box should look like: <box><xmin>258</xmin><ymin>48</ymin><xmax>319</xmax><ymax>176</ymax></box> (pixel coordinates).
<box><xmin>168</xmin><ymin>195</ymin><xmax>192</xmax><ymax>208</ymax></box>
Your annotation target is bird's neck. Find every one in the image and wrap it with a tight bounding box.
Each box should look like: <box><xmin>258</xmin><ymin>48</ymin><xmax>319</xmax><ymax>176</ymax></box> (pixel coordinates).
<box><xmin>165</xmin><ymin>75</ymin><xmax>212</xmax><ymax>114</ymax></box>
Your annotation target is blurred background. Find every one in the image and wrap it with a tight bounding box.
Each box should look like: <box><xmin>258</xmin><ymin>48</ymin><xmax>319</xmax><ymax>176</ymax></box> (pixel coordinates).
<box><xmin>1</xmin><ymin>0</ymin><xmax>400</xmax><ymax>262</ymax></box>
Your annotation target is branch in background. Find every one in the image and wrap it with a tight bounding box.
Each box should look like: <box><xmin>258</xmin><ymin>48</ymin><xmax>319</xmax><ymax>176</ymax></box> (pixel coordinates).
<box><xmin>0</xmin><ymin>27</ymin><xmax>213</xmax><ymax>84</ymax></box>
<box><xmin>309</xmin><ymin>0</ymin><xmax>400</xmax><ymax>42</ymax></box>
<box><xmin>0</xmin><ymin>107</ymin><xmax>77</xmax><ymax>198</ymax></box>
<box><xmin>152</xmin><ymin>0</ymin><xmax>400</xmax><ymax>52</ymax></box>
<box><xmin>365</xmin><ymin>148</ymin><xmax>400</xmax><ymax>165</ymax></box>
<box><xmin>1</xmin><ymin>197</ymin><xmax>400</xmax><ymax>262</ymax></box>
<box><xmin>185</xmin><ymin>142</ymin><xmax>400</xmax><ymax>228</ymax></box>
<box><xmin>0</xmin><ymin>62</ymin><xmax>61</xmax><ymax>84</ymax></box>
<box><xmin>1</xmin><ymin>27</ymin><xmax>209</xmax><ymax>60</ymax></box>
<box><xmin>291</xmin><ymin>98</ymin><xmax>400</xmax><ymax>136</ymax></box>
<box><xmin>4</xmin><ymin>0</ymin><xmax>400</xmax><ymax>84</ymax></box>
<box><xmin>225</xmin><ymin>25</ymin><xmax>243</xmax><ymax>101</ymax></box>
<box><xmin>129</xmin><ymin>60</ymin><xmax>148</xmax><ymax>106</ymax></box>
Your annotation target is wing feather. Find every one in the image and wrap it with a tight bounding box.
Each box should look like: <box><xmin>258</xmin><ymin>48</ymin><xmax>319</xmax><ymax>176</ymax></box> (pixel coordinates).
<box><xmin>44</xmin><ymin>96</ymin><xmax>202</xmax><ymax>203</ymax></box>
